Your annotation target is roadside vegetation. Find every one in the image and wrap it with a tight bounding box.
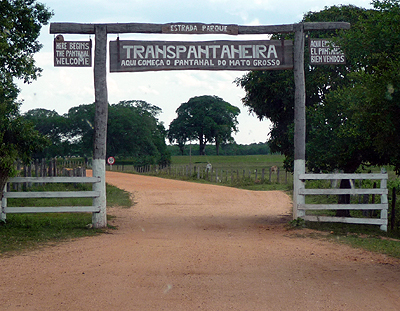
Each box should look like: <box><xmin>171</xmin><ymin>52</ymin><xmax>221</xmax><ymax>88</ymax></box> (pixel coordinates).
<box><xmin>0</xmin><ymin>184</ymin><xmax>133</xmax><ymax>255</ymax></box>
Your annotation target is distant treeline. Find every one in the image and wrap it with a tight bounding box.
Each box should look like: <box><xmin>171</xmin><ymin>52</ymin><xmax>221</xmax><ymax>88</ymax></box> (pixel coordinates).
<box><xmin>167</xmin><ymin>142</ymin><xmax>271</xmax><ymax>156</ymax></box>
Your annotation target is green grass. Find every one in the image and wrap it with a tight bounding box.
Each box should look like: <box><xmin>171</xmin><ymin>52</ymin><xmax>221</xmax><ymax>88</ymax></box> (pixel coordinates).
<box><xmin>0</xmin><ymin>183</ymin><xmax>133</xmax><ymax>256</ymax></box>
<box><xmin>162</xmin><ymin>154</ymin><xmax>292</xmax><ymax>191</ymax></box>
<box><xmin>172</xmin><ymin>154</ymin><xmax>284</xmax><ymax>168</ymax></box>
<box><xmin>301</xmin><ymin>222</ymin><xmax>400</xmax><ymax>259</ymax></box>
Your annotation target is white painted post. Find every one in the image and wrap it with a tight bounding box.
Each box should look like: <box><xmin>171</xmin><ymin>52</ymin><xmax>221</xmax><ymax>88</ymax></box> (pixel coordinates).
<box><xmin>92</xmin><ymin>24</ymin><xmax>108</xmax><ymax>228</ymax></box>
<box><xmin>380</xmin><ymin>173</ymin><xmax>388</xmax><ymax>231</ymax></box>
<box><xmin>293</xmin><ymin>23</ymin><xmax>306</xmax><ymax>219</ymax></box>
<box><xmin>1</xmin><ymin>184</ymin><xmax>6</xmax><ymax>222</ymax></box>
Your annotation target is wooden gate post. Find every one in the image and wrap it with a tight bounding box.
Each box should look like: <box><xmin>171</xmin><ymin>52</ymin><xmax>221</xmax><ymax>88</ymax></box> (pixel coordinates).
<box><xmin>92</xmin><ymin>25</ymin><xmax>108</xmax><ymax>228</ymax></box>
<box><xmin>49</xmin><ymin>21</ymin><xmax>350</xmax><ymax>226</ymax></box>
<box><xmin>293</xmin><ymin>23</ymin><xmax>306</xmax><ymax>219</ymax></box>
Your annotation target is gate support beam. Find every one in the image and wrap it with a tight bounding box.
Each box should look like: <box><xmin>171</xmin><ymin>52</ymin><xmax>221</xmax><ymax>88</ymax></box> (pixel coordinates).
<box><xmin>49</xmin><ymin>21</ymin><xmax>350</xmax><ymax>225</ymax></box>
<box><xmin>293</xmin><ymin>23</ymin><xmax>306</xmax><ymax>219</ymax></box>
<box><xmin>92</xmin><ymin>25</ymin><xmax>108</xmax><ymax>228</ymax></box>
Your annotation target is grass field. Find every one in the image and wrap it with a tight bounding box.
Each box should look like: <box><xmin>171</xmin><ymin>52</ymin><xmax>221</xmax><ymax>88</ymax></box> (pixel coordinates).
<box><xmin>0</xmin><ymin>184</ymin><xmax>133</xmax><ymax>255</ymax></box>
<box><xmin>171</xmin><ymin>154</ymin><xmax>284</xmax><ymax>169</ymax></box>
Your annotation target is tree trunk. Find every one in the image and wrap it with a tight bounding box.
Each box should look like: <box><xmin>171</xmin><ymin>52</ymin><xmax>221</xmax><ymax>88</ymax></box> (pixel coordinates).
<box><xmin>179</xmin><ymin>143</ymin><xmax>184</xmax><ymax>155</ymax></box>
<box><xmin>336</xmin><ymin>178</ymin><xmax>351</xmax><ymax>217</ymax></box>
<box><xmin>199</xmin><ymin>137</ymin><xmax>206</xmax><ymax>155</ymax></box>
<box><xmin>216</xmin><ymin>140</ymin><xmax>220</xmax><ymax>155</ymax></box>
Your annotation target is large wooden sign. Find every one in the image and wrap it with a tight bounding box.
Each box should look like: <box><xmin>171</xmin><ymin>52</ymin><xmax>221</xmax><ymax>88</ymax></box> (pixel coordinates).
<box><xmin>162</xmin><ymin>23</ymin><xmax>239</xmax><ymax>35</ymax></box>
<box><xmin>54</xmin><ymin>36</ymin><xmax>92</xmax><ymax>67</ymax></box>
<box><xmin>109</xmin><ymin>40</ymin><xmax>293</xmax><ymax>72</ymax></box>
<box><xmin>309</xmin><ymin>38</ymin><xmax>345</xmax><ymax>65</ymax></box>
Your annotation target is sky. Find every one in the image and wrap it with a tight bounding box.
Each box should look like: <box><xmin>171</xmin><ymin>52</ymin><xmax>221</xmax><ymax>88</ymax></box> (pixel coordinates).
<box><xmin>17</xmin><ymin>0</ymin><xmax>373</xmax><ymax>145</ymax></box>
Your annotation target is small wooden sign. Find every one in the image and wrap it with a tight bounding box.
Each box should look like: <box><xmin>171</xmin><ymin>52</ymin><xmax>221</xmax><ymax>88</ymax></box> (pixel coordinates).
<box><xmin>162</xmin><ymin>23</ymin><xmax>239</xmax><ymax>35</ymax></box>
<box><xmin>309</xmin><ymin>38</ymin><xmax>345</xmax><ymax>65</ymax></box>
<box><xmin>54</xmin><ymin>36</ymin><xmax>92</xmax><ymax>67</ymax></box>
<box><xmin>109</xmin><ymin>40</ymin><xmax>293</xmax><ymax>72</ymax></box>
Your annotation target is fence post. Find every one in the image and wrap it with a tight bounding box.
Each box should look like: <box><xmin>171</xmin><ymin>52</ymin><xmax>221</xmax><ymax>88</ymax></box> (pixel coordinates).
<box><xmin>391</xmin><ymin>187</ymin><xmax>396</xmax><ymax>231</ymax></box>
<box><xmin>380</xmin><ymin>175</ymin><xmax>388</xmax><ymax>232</ymax></box>
<box><xmin>277</xmin><ymin>167</ymin><xmax>280</xmax><ymax>183</ymax></box>
<box><xmin>1</xmin><ymin>184</ymin><xmax>6</xmax><ymax>222</ymax></box>
<box><xmin>23</xmin><ymin>165</ymin><xmax>27</xmax><ymax>191</ymax></box>
<box><xmin>293</xmin><ymin>160</ymin><xmax>306</xmax><ymax>219</ymax></box>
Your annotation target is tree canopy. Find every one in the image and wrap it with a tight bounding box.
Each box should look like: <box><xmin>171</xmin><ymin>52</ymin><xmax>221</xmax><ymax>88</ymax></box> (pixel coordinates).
<box><xmin>24</xmin><ymin>100</ymin><xmax>171</xmax><ymax>166</ymax></box>
<box><xmin>168</xmin><ymin>95</ymin><xmax>240</xmax><ymax>155</ymax></box>
<box><xmin>0</xmin><ymin>0</ymin><xmax>52</xmax><ymax>199</ymax></box>
<box><xmin>236</xmin><ymin>1</ymin><xmax>400</xmax><ymax>173</ymax></box>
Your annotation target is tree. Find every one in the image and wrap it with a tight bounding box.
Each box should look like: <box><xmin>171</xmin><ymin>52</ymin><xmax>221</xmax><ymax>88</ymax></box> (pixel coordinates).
<box><xmin>0</xmin><ymin>1</ymin><xmax>52</xmax><ymax>201</ymax></box>
<box><xmin>334</xmin><ymin>0</ymin><xmax>400</xmax><ymax>174</ymax></box>
<box><xmin>66</xmin><ymin>103</ymin><xmax>96</xmax><ymax>157</ymax></box>
<box><xmin>107</xmin><ymin>100</ymin><xmax>170</xmax><ymax>166</ymax></box>
<box><xmin>23</xmin><ymin>108</ymin><xmax>71</xmax><ymax>158</ymax></box>
<box><xmin>235</xmin><ymin>4</ymin><xmax>372</xmax><ymax>172</ymax></box>
<box><xmin>53</xmin><ymin>100</ymin><xmax>171</xmax><ymax>166</ymax></box>
<box><xmin>168</xmin><ymin>95</ymin><xmax>240</xmax><ymax>155</ymax></box>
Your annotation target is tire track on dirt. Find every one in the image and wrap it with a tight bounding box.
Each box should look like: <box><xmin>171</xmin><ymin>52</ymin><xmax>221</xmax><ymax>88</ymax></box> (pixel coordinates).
<box><xmin>1</xmin><ymin>171</ymin><xmax>400</xmax><ymax>310</ymax></box>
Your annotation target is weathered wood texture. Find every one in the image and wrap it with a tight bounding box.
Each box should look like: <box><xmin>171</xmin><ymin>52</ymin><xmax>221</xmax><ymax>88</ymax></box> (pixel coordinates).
<box><xmin>91</xmin><ymin>25</ymin><xmax>108</xmax><ymax>228</ymax></box>
<box><xmin>93</xmin><ymin>25</ymin><xmax>108</xmax><ymax>161</ymax></box>
<box><xmin>50</xmin><ymin>22</ymin><xmax>350</xmax><ymax>35</ymax></box>
<box><xmin>293</xmin><ymin>23</ymin><xmax>306</xmax><ymax>161</ymax></box>
<box><xmin>162</xmin><ymin>23</ymin><xmax>239</xmax><ymax>35</ymax></box>
<box><xmin>109</xmin><ymin>40</ymin><xmax>293</xmax><ymax>72</ymax></box>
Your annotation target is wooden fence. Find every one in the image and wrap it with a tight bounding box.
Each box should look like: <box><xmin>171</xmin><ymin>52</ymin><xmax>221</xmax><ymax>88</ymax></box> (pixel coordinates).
<box><xmin>1</xmin><ymin>176</ymin><xmax>101</xmax><ymax>222</ymax></box>
<box><xmin>296</xmin><ymin>173</ymin><xmax>388</xmax><ymax>231</ymax></box>
<box><xmin>107</xmin><ymin>164</ymin><xmax>292</xmax><ymax>185</ymax></box>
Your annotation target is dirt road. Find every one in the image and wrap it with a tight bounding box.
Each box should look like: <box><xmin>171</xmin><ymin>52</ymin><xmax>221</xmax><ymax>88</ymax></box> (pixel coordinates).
<box><xmin>1</xmin><ymin>171</ymin><xmax>400</xmax><ymax>310</ymax></box>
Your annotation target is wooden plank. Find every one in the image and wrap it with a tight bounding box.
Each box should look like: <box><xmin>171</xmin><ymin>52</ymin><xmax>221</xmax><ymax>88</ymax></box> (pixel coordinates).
<box><xmin>8</xmin><ymin>177</ymin><xmax>100</xmax><ymax>183</ymax></box>
<box><xmin>304</xmin><ymin>215</ymin><xmax>386</xmax><ymax>225</ymax></box>
<box><xmin>298</xmin><ymin>204</ymin><xmax>387</xmax><ymax>210</ymax></box>
<box><xmin>238</xmin><ymin>24</ymin><xmax>294</xmax><ymax>34</ymax></box>
<box><xmin>50</xmin><ymin>23</ymin><xmax>96</xmax><ymax>34</ymax></box>
<box><xmin>92</xmin><ymin>24</ymin><xmax>108</xmax><ymax>228</ymax></box>
<box><xmin>109</xmin><ymin>40</ymin><xmax>293</xmax><ymax>72</ymax></box>
<box><xmin>106</xmin><ymin>23</ymin><xmax>163</xmax><ymax>34</ymax></box>
<box><xmin>304</xmin><ymin>22</ymin><xmax>350</xmax><ymax>31</ymax></box>
<box><xmin>299</xmin><ymin>188</ymin><xmax>387</xmax><ymax>195</ymax></box>
<box><xmin>50</xmin><ymin>22</ymin><xmax>294</xmax><ymax>35</ymax></box>
<box><xmin>162</xmin><ymin>23</ymin><xmax>239</xmax><ymax>35</ymax></box>
<box><xmin>5</xmin><ymin>206</ymin><xmax>101</xmax><ymax>213</ymax></box>
<box><xmin>50</xmin><ymin>22</ymin><xmax>350</xmax><ymax>36</ymax></box>
<box><xmin>4</xmin><ymin>191</ymin><xmax>100</xmax><ymax>199</ymax></box>
<box><xmin>293</xmin><ymin>23</ymin><xmax>305</xmax><ymax>161</ymax></box>
<box><xmin>299</xmin><ymin>173</ymin><xmax>387</xmax><ymax>180</ymax></box>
